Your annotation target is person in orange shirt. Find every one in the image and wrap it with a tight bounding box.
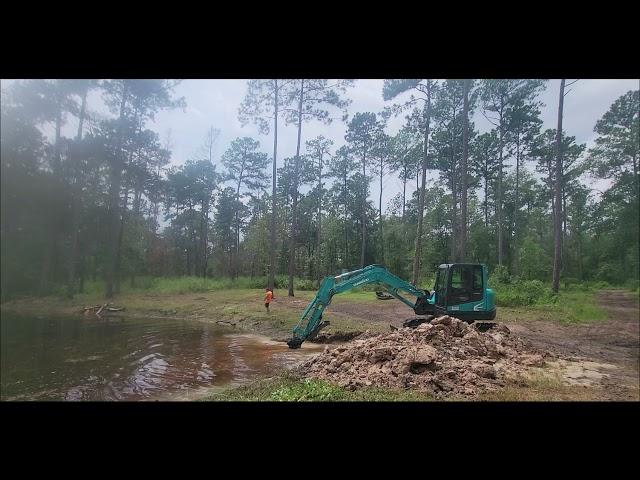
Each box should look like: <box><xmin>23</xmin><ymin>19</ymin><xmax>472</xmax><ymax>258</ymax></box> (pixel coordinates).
<box><xmin>264</xmin><ymin>288</ymin><xmax>274</xmax><ymax>312</ymax></box>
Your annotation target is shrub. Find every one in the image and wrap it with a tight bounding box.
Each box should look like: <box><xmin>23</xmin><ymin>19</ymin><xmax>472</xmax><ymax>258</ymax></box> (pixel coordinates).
<box><xmin>295</xmin><ymin>279</ymin><xmax>316</xmax><ymax>291</ymax></box>
<box><xmin>492</xmin><ymin>265</ymin><xmax>512</xmax><ymax>284</ymax></box>
<box><xmin>494</xmin><ymin>279</ymin><xmax>554</xmax><ymax>307</ymax></box>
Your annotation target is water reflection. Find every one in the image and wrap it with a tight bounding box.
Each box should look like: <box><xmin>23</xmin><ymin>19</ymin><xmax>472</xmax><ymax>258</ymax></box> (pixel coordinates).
<box><xmin>1</xmin><ymin>314</ymin><xmax>322</xmax><ymax>401</ymax></box>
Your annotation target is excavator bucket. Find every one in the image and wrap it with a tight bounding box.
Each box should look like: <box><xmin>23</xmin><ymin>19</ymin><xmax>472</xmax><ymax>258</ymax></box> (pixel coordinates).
<box><xmin>287</xmin><ymin>337</ymin><xmax>303</xmax><ymax>349</ymax></box>
<box><xmin>287</xmin><ymin>320</ymin><xmax>330</xmax><ymax>349</ymax></box>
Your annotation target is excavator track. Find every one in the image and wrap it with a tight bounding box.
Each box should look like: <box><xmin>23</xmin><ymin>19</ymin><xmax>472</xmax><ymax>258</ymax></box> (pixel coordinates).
<box><xmin>473</xmin><ymin>321</ymin><xmax>497</xmax><ymax>332</ymax></box>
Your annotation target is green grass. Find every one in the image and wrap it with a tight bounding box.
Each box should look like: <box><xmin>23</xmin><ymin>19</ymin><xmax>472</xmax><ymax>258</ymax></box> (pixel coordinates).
<box><xmin>70</xmin><ymin>275</ymin><xmax>319</xmax><ymax>298</ymax></box>
<box><xmin>498</xmin><ymin>290</ymin><xmax>606</xmax><ymax>324</ymax></box>
<box><xmin>205</xmin><ymin>370</ymin><xmax>611</xmax><ymax>402</ymax></box>
<box><xmin>205</xmin><ymin>373</ymin><xmax>432</xmax><ymax>401</ymax></box>
<box><xmin>490</xmin><ymin>280</ymin><xmax>607</xmax><ymax>324</ymax></box>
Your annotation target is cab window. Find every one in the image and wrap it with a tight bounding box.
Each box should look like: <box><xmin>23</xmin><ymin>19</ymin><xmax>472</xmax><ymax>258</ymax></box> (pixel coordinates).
<box><xmin>448</xmin><ymin>265</ymin><xmax>484</xmax><ymax>305</ymax></box>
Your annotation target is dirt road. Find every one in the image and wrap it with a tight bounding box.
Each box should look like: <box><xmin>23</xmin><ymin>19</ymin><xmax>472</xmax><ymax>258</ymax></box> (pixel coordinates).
<box><xmin>507</xmin><ymin>290</ymin><xmax>639</xmax><ymax>400</ymax></box>
<box><xmin>318</xmin><ymin>290</ymin><xmax>639</xmax><ymax>400</ymax></box>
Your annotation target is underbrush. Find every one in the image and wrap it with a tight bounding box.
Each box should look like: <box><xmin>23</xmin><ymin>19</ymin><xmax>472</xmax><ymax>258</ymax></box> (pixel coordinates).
<box><xmin>63</xmin><ymin>275</ymin><xmax>319</xmax><ymax>297</ymax></box>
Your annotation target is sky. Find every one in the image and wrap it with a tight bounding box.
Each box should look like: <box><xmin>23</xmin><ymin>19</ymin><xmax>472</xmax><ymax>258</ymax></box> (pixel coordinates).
<box><xmin>148</xmin><ymin>79</ymin><xmax>638</xmax><ymax>208</ymax></box>
<box><xmin>2</xmin><ymin>78</ymin><xmax>638</xmax><ymax>209</ymax></box>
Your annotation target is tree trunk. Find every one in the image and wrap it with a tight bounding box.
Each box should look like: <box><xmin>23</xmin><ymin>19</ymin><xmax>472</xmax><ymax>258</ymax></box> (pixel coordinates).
<box><xmin>106</xmin><ymin>82</ymin><xmax>129</xmax><ymax>298</ymax></box>
<box><xmin>513</xmin><ymin>134</ymin><xmax>521</xmax><ymax>274</ymax></box>
<box><xmin>288</xmin><ymin>79</ymin><xmax>304</xmax><ymax>296</ymax></box>
<box><xmin>344</xmin><ymin>173</ymin><xmax>348</xmax><ymax>270</ymax></box>
<box><xmin>449</xmin><ymin>112</ymin><xmax>457</xmax><ymax>262</ymax></box>
<box><xmin>268</xmin><ymin>80</ymin><xmax>278</xmax><ymax>291</ymax></box>
<box><xmin>552</xmin><ymin>79</ymin><xmax>565</xmax><ymax>293</ymax></box>
<box><xmin>115</xmin><ymin>188</ymin><xmax>130</xmax><ymax>294</ymax></box>
<box><xmin>450</xmin><ymin>175</ymin><xmax>457</xmax><ymax>261</ymax></box>
<box><xmin>201</xmin><ymin>198</ymin><xmax>209</xmax><ymax>278</ymax></box>
<box><xmin>497</xmin><ymin>122</ymin><xmax>504</xmax><ymax>266</ymax></box>
<box><xmin>412</xmin><ymin>82</ymin><xmax>432</xmax><ymax>285</ymax></box>
<box><xmin>235</xmin><ymin>164</ymin><xmax>245</xmax><ymax>281</ymax></box>
<box><xmin>484</xmin><ymin>170</ymin><xmax>489</xmax><ymax>228</ymax></box>
<box><xmin>460</xmin><ymin>79</ymin><xmax>470</xmax><ymax>262</ymax></box>
<box><xmin>379</xmin><ymin>156</ymin><xmax>384</xmax><ymax>265</ymax></box>
<box><xmin>360</xmin><ymin>147</ymin><xmax>367</xmax><ymax>269</ymax></box>
<box><xmin>316</xmin><ymin>150</ymin><xmax>323</xmax><ymax>287</ymax></box>
<box><xmin>66</xmin><ymin>84</ymin><xmax>88</xmax><ymax>298</ymax></box>
<box><xmin>402</xmin><ymin>167</ymin><xmax>407</xmax><ymax>222</ymax></box>
<box><xmin>39</xmin><ymin>97</ymin><xmax>63</xmax><ymax>295</ymax></box>
<box><xmin>562</xmin><ymin>184</ymin><xmax>567</xmax><ymax>271</ymax></box>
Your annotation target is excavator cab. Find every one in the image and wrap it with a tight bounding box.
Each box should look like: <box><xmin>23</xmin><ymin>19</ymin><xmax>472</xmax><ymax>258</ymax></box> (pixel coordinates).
<box><xmin>432</xmin><ymin>263</ymin><xmax>496</xmax><ymax>321</ymax></box>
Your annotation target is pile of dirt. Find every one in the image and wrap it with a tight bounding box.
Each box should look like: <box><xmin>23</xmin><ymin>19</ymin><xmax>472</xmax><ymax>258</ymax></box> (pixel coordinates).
<box><xmin>298</xmin><ymin>316</ymin><xmax>552</xmax><ymax>397</ymax></box>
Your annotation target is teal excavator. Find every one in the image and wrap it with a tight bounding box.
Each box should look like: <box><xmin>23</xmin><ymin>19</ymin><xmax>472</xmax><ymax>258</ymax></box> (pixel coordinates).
<box><xmin>287</xmin><ymin>264</ymin><xmax>496</xmax><ymax>349</ymax></box>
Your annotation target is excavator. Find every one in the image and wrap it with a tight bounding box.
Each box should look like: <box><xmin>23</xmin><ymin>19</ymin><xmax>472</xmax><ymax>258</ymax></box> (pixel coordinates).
<box><xmin>287</xmin><ymin>263</ymin><xmax>496</xmax><ymax>349</ymax></box>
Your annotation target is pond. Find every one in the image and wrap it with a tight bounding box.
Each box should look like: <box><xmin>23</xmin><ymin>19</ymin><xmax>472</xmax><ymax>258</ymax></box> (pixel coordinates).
<box><xmin>0</xmin><ymin>313</ymin><xmax>322</xmax><ymax>401</ymax></box>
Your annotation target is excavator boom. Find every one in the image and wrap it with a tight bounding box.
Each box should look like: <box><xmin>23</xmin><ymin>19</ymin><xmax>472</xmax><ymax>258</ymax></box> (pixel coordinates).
<box><xmin>287</xmin><ymin>265</ymin><xmax>433</xmax><ymax>348</ymax></box>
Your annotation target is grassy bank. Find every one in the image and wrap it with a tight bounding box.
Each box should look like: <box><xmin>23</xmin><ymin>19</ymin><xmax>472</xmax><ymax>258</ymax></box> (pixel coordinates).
<box><xmin>1</xmin><ymin>276</ymin><xmax>613</xmax><ymax>335</ymax></box>
<box><xmin>206</xmin><ymin>372</ymin><xmax>431</xmax><ymax>401</ymax></box>
<box><xmin>0</xmin><ymin>285</ymin><xmax>391</xmax><ymax>341</ymax></box>
<box><xmin>203</xmin><ymin>370</ymin><xmax>607</xmax><ymax>402</ymax></box>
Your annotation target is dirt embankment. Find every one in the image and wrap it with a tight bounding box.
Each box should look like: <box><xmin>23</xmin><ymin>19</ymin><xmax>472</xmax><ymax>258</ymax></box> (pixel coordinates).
<box><xmin>299</xmin><ymin>316</ymin><xmax>549</xmax><ymax>397</ymax></box>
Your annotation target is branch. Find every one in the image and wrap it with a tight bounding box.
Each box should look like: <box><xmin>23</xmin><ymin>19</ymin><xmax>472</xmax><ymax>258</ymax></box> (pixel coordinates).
<box><xmin>563</xmin><ymin>80</ymin><xmax>580</xmax><ymax>97</ymax></box>
<box><xmin>480</xmin><ymin>109</ymin><xmax>499</xmax><ymax>127</ymax></box>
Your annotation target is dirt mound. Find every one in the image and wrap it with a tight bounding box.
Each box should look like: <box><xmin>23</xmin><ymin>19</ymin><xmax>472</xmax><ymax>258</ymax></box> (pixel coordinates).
<box><xmin>298</xmin><ymin>316</ymin><xmax>551</xmax><ymax>397</ymax></box>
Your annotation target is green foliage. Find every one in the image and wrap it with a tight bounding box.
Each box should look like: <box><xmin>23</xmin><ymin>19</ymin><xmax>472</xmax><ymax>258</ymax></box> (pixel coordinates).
<box><xmin>269</xmin><ymin>378</ymin><xmax>348</xmax><ymax>401</ymax></box>
<box><xmin>492</xmin><ymin>265</ymin><xmax>512</xmax><ymax>284</ymax></box>
<box><xmin>493</xmin><ymin>280</ymin><xmax>554</xmax><ymax>307</ymax></box>
<box><xmin>517</xmin><ymin>235</ymin><xmax>551</xmax><ymax>281</ymax></box>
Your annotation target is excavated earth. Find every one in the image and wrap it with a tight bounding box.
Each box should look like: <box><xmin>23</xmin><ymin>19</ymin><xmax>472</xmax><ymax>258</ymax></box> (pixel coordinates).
<box><xmin>298</xmin><ymin>316</ymin><xmax>551</xmax><ymax>397</ymax></box>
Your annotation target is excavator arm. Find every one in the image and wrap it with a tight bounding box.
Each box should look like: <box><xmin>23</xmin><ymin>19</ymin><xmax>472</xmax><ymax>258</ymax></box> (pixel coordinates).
<box><xmin>287</xmin><ymin>265</ymin><xmax>434</xmax><ymax>348</ymax></box>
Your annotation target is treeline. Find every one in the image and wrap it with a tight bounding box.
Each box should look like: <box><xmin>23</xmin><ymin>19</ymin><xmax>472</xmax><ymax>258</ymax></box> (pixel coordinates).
<box><xmin>0</xmin><ymin>79</ymin><xmax>638</xmax><ymax>300</ymax></box>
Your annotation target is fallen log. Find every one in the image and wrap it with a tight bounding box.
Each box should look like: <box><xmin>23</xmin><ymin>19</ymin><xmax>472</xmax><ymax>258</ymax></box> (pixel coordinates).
<box><xmin>81</xmin><ymin>303</ymin><xmax>125</xmax><ymax>315</ymax></box>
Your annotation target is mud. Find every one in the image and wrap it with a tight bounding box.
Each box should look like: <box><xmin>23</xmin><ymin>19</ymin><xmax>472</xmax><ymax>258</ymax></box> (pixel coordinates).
<box><xmin>298</xmin><ymin>316</ymin><xmax>551</xmax><ymax>397</ymax></box>
<box><xmin>312</xmin><ymin>331</ymin><xmax>364</xmax><ymax>343</ymax></box>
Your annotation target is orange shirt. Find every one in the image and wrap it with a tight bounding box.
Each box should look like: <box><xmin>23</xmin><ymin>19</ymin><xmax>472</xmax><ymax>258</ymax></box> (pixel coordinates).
<box><xmin>264</xmin><ymin>291</ymin><xmax>273</xmax><ymax>303</ymax></box>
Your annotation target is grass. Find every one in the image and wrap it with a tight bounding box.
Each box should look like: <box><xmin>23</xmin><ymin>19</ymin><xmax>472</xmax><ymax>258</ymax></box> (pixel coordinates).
<box><xmin>474</xmin><ymin>370</ymin><xmax>611</xmax><ymax>401</ymax></box>
<box><xmin>204</xmin><ymin>370</ymin><xmax>609</xmax><ymax>402</ymax></box>
<box><xmin>205</xmin><ymin>372</ymin><xmax>432</xmax><ymax>402</ymax></box>
<box><xmin>491</xmin><ymin>281</ymin><xmax>607</xmax><ymax>324</ymax></box>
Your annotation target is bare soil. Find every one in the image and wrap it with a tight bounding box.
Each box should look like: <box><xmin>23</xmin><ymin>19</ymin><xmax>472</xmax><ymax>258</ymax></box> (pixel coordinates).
<box><xmin>299</xmin><ymin>316</ymin><xmax>548</xmax><ymax>397</ymax></box>
<box><xmin>311</xmin><ymin>290</ymin><xmax>639</xmax><ymax>400</ymax></box>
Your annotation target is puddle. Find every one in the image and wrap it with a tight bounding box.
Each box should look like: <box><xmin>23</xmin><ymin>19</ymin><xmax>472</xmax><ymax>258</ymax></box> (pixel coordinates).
<box><xmin>1</xmin><ymin>313</ymin><xmax>322</xmax><ymax>401</ymax></box>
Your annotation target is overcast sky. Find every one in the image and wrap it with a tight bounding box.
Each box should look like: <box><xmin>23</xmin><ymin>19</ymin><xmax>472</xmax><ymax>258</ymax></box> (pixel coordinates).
<box><xmin>148</xmin><ymin>79</ymin><xmax>638</xmax><ymax>208</ymax></box>
<box><xmin>3</xmin><ymin>78</ymin><xmax>638</xmax><ymax>209</ymax></box>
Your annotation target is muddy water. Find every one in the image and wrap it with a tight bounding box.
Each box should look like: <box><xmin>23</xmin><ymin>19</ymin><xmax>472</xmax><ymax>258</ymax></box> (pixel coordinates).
<box><xmin>0</xmin><ymin>313</ymin><xmax>322</xmax><ymax>401</ymax></box>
